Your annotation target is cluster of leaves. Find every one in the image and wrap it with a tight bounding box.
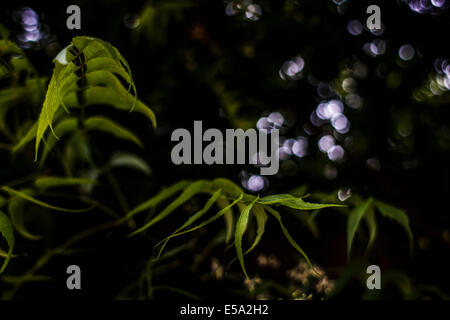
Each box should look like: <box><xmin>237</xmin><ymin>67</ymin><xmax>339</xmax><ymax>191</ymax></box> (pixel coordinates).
<box><xmin>300</xmin><ymin>189</ymin><xmax>413</xmax><ymax>259</ymax></box>
<box><xmin>14</xmin><ymin>36</ymin><xmax>156</xmax><ymax>161</ymax></box>
<box><xmin>0</xmin><ymin>32</ymin><xmax>415</xmax><ymax>299</ymax></box>
<box><xmin>0</xmin><ymin>35</ymin><xmax>344</xmax><ymax>293</ymax></box>
<box><xmin>346</xmin><ymin>196</ymin><xmax>413</xmax><ymax>259</ymax></box>
<box><xmin>0</xmin><ymin>35</ymin><xmax>156</xmax><ymax>278</ymax></box>
<box><xmin>125</xmin><ymin>178</ymin><xmax>343</xmax><ymax>278</ymax></box>
<box><xmin>0</xmin><ymin>34</ymin><xmax>47</xmax><ymax>142</ymax></box>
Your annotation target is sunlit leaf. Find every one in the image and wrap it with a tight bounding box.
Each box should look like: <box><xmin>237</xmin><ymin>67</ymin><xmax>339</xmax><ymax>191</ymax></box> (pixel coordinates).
<box><xmin>258</xmin><ymin>194</ymin><xmax>343</xmax><ymax>210</ymax></box>
<box><xmin>244</xmin><ymin>205</ymin><xmax>267</xmax><ymax>255</ymax></box>
<box><xmin>34</xmin><ymin>36</ymin><xmax>156</xmax><ymax>160</ymax></box>
<box><xmin>35</xmin><ymin>63</ymin><xmax>64</xmax><ymax>160</ymax></box>
<box><xmin>228</xmin><ymin>205</ymin><xmax>268</xmax><ymax>268</ymax></box>
<box><xmin>234</xmin><ymin>197</ymin><xmax>258</xmax><ymax>279</ymax></box>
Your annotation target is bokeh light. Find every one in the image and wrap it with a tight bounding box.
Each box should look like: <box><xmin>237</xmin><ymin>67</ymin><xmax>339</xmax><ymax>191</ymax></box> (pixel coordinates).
<box><xmin>347</xmin><ymin>20</ymin><xmax>363</xmax><ymax>36</ymax></box>
<box><xmin>399</xmin><ymin>44</ymin><xmax>415</xmax><ymax>61</ymax></box>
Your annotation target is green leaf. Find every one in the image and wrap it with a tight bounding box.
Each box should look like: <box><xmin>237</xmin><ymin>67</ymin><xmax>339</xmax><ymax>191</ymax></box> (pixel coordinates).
<box><xmin>12</xmin><ymin>122</ymin><xmax>37</xmax><ymax>152</ymax></box>
<box><xmin>0</xmin><ymin>39</ymin><xmax>23</xmax><ymax>56</ymax></box>
<box><xmin>364</xmin><ymin>206</ymin><xmax>377</xmax><ymax>255</ymax></box>
<box><xmin>347</xmin><ymin>198</ymin><xmax>373</xmax><ymax>259</ymax></box>
<box><xmin>219</xmin><ymin>199</ymin><xmax>235</xmax><ymax>244</ymax></box>
<box><xmin>84</xmin><ymin>116</ymin><xmax>143</xmax><ymax>147</ymax></box>
<box><xmin>62</xmin><ymin>132</ymin><xmax>92</xmax><ymax>171</ymax></box>
<box><xmin>82</xmin><ymin>86</ymin><xmax>156</xmax><ymax>126</ymax></box>
<box><xmin>244</xmin><ymin>205</ymin><xmax>267</xmax><ymax>255</ymax></box>
<box><xmin>35</xmin><ymin>62</ymin><xmax>64</xmax><ymax>160</ymax></box>
<box><xmin>0</xmin><ymin>195</ymin><xmax>6</xmax><ymax>209</ymax></box>
<box><xmin>234</xmin><ymin>197</ymin><xmax>258</xmax><ymax>279</ymax></box>
<box><xmin>155</xmin><ymin>189</ymin><xmax>222</xmax><ymax>259</ymax></box>
<box><xmin>0</xmin><ymin>87</ymin><xmax>25</xmax><ymax>135</ymax></box>
<box><xmin>165</xmin><ymin>194</ymin><xmax>243</xmax><ymax>241</ymax></box>
<box><xmin>258</xmin><ymin>194</ymin><xmax>305</xmax><ymax>204</ymax></box>
<box><xmin>125</xmin><ymin>180</ymin><xmax>191</xmax><ymax>219</ymax></box>
<box><xmin>128</xmin><ymin>180</ymin><xmax>212</xmax><ymax>236</ymax></box>
<box><xmin>34</xmin><ymin>176</ymin><xmax>96</xmax><ymax>190</ymax></box>
<box><xmin>211</xmin><ymin>178</ymin><xmax>244</xmax><ymax>198</ymax></box>
<box><xmin>0</xmin><ymin>210</ymin><xmax>14</xmax><ymax>275</ymax></box>
<box><xmin>1</xmin><ymin>186</ymin><xmax>93</xmax><ymax>213</ymax></box>
<box><xmin>375</xmin><ymin>200</ymin><xmax>413</xmax><ymax>253</ymax></box>
<box><xmin>39</xmin><ymin>117</ymin><xmax>78</xmax><ymax>164</ymax></box>
<box><xmin>264</xmin><ymin>205</ymin><xmax>314</xmax><ymax>270</ymax></box>
<box><xmin>8</xmin><ymin>188</ymin><xmax>42</xmax><ymax>240</ymax></box>
<box><xmin>13</xmin><ymin>94</ymin><xmax>65</xmax><ymax>154</ymax></box>
<box><xmin>228</xmin><ymin>205</ymin><xmax>268</xmax><ymax>268</ymax></box>
<box><xmin>0</xmin><ymin>274</ymin><xmax>52</xmax><ymax>284</ymax></box>
<box><xmin>34</xmin><ymin>36</ymin><xmax>157</xmax><ymax>160</ymax></box>
<box><xmin>258</xmin><ymin>194</ymin><xmax>343</xmax><ymax>210</ymax></box>
<box><xmin>110</xmin><ymin>152</ymin><xmax>151</xmax><ymax>175</ymax></box>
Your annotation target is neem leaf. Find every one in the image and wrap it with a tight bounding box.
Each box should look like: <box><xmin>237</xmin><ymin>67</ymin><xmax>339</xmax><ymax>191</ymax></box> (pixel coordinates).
<box><xmin>234</xmin><ymin>197</ymin><xmax>258</xmax><ymax>279</ymax></box>
<box><xmin>128</xmin><ymin>180</ymin><xmax>212</xmax><ymax>236</ymax></box>
<box><xmin>0</xmin><ymin>195</ymin><xmax>6</xmax><ymax>208</ymax></box>
<box><xmin>264</xmin><ymin>205</ymin><xmax>314</xmax><ymax>270</ymax></box>
<box><xmin>212</xmin><ymin>178</ymin><xmax>244</xmax><ymax>198</ymax></box>
<box><xmin>167</xmin><ymin>194</ymin><xmax>243</xmax><ymax>241</ymax></box>
<box><xmin>84</xmin><ymin>116</ymin><xmax>143</xmax><ymax>147</ymax></box>
<box><xmin>39</xmin><ymin>117</ymin><xmax>78</xmax><ymax>164</ymax></box>
<box><xmin>258</xmin><ymin>194</ymin><xmax>304</xmax><ymax>204</ymax></box>
<box><xmin>375</xmin><ymin>200</ymin><xmax>413</xmax><ymax>253</ymax></box>
<box><xmin>35</xmin><ymin>62</ymin><xmax>64</xmax><ymax>160</ymax></box>
<box><xmin>347</xmin><ymin>198</ymin><xmax>373</xmax><ymax>259</ymax></box>
<box><xmin>8</xmin><ymin>188</ymin><xmax>42</xmax><ymax>240</ymax></box>
<box><xmin>125</xmin><ymin>180</ymin><xmax>191</xmax><ymax>219</ymax></box>
<box><xmin>0</xmin><ymin>210</ymin><xmax>14</xmax><ymax>275</ymax></box>
<box><xmin>258</xmin><ymin>194</ymin><xmax>343</xmax><ymax>210</ymax></box>
<box><xmin>34</xmin><ymin>176</ymin><xmax>96</xmax><ymax>190</ymax></box>
<box><xmin>34</xmin><ymin>36</ymin><xmax>157</xmax><ymax>160</ymax></box>
<box><xmin>84</xmin><ymin>86</ymin><xmax>156</xmax><ymax>126</ymax></box>
<box><xmin>155</xmin><ymin>189</ymin><xmax>222</xmax><ymax>260</ymax></box>
<box><xmin>1</xmin><ymin>186</ymin><xmax>93</xmax><ymax>213</ymax></box>
<box><xmin>12</xmin><ymin>121</ymin><xmax>37</xmax><ymax>152</ymax></box>
<box><xmin>364</xmin><ymin>206</ymin><xmax>377</xmax><ymax>255</ymax></box>
<box><xmin>228</xmin><ymin>204</ymin><xmax>268</xmax><ymax>268</ymax></box>
<box><xmin>110</xmin><ymin>152</ymin><xmax>151</xmax><ymax>175</ymax></box>
<box><xmin>244</xmin><ymin>205</ymin><xmax>267</xmax><ymax>255</ymax></box>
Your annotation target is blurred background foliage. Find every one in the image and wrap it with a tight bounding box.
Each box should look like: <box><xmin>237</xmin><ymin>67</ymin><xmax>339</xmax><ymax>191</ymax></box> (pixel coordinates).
<box><xmin>0</xmin><ymin>0</ymin><xmax>450</xmax><ymax>299</ymax></box>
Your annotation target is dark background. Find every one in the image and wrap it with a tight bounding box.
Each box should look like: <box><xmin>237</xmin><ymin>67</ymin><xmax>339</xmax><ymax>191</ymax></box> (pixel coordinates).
<box><xmin>1</xmin><ymin>0</ymin><xmax>450</xmax><ymax>299</ymax></box>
